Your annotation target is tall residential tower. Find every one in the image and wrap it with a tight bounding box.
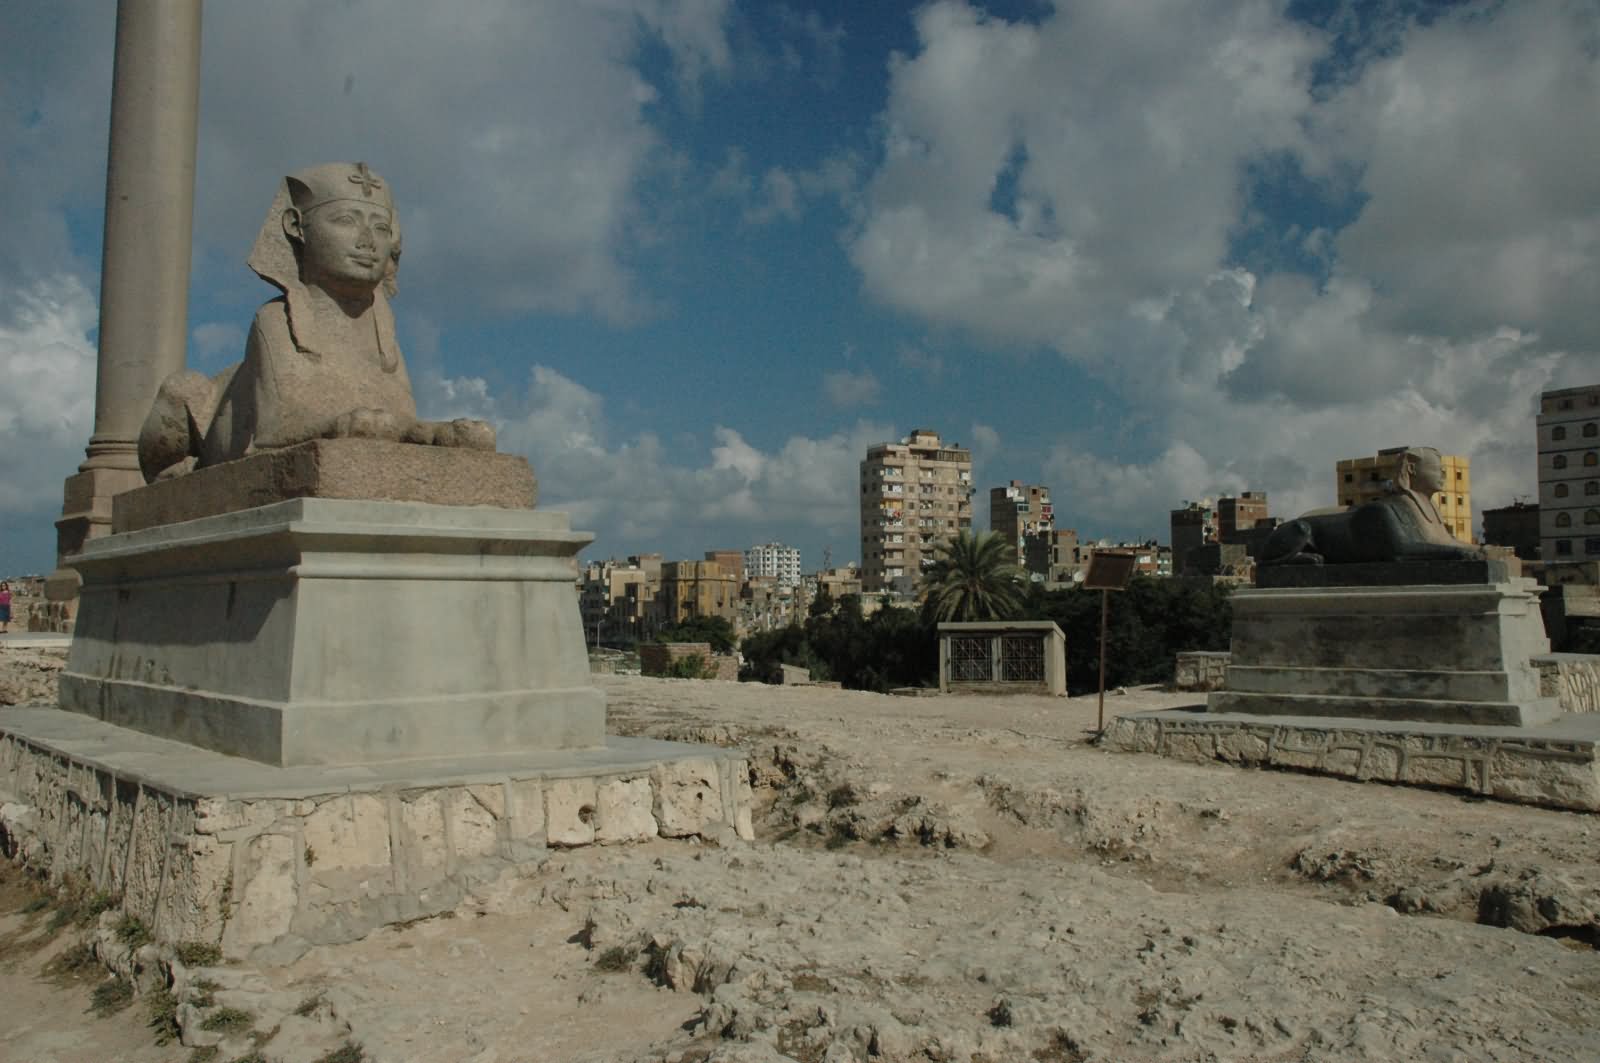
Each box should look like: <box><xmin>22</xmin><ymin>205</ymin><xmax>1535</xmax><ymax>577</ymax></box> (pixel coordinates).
<box><xmin>860</xmin><ymin>429</ymin><xmax>973</xmax><ymax>595</ymax></box>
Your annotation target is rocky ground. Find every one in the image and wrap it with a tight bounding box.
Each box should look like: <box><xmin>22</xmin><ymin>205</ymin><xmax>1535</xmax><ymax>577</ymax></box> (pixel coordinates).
<box><xmin>2</xmin><ymin>650</ymin><xmax>1598</xmax><ymax>1062</ymax></box>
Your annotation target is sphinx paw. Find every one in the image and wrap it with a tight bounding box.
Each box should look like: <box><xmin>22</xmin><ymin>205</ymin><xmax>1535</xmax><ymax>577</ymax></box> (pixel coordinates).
<box><xmin>435</xmin><ymin>418</ymin><xmax>496</xmax><ymax>451</ymax></box>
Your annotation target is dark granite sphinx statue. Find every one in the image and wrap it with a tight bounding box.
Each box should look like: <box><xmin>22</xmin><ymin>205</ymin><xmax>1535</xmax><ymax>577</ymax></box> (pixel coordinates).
<box><xmin>1261</xmin><ymin>446</ymin><xmax>1485</xmax><ymax>565</ymax></box>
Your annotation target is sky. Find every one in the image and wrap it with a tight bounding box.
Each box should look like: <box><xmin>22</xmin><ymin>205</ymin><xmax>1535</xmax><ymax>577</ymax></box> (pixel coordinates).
<box><xmin>2</xmin><ymin>0</ymin><xmax>1596</xmax><ymax>576</ymax></box>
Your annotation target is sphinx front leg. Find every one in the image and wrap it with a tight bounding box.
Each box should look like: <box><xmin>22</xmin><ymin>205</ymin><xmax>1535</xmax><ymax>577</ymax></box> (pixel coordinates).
<box><xmin>405</xmin><ymin>418</ymin><xmax>497</xmax><ymax>451</ymax></box>
<box><xmin>326</xmin><ymin>407</ymin><xmax>412</xmax><ymax>442</ymax></box>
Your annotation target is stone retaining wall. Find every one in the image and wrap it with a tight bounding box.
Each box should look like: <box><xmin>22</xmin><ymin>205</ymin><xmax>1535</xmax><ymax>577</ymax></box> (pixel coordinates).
<box><xmin>1102</xmin><ymin>712</ymin><xmax>1599</xmax><ymax>812</ymax></box>
<box><xmin>1173</xmin><ymin>651</ymin><xmax>1230</xmax><ymax>692</ymax></box>
<box><xmin>639</xmin><ymin>642</ymin><xmax>739</xmax><ymax>681</ymax></box>
<box><xmin>1537</xmin><ymin>654</ymin><xmax>1600</xmax><ymax>713</ymax></box>
<box><xmin>0</xmin><ymin>730</ymin><xmax>753</xmax><ymax>963</ymax></box>
<box><xmin>1174</xmin><ymin>651</ymin><xmax>1600</xmax><ymax>712</ymax></box>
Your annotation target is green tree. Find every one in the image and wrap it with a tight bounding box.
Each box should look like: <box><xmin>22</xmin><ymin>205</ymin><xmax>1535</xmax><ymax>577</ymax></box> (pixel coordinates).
<box><xmin>919</xmin><ymin>529</ymin><xmax>1028</xmax><ymax>622</ymax></box>
<box><xmin>656</xmin><ymin>615</ymin><xmax>736</xmax><ymax>653</ymax></box>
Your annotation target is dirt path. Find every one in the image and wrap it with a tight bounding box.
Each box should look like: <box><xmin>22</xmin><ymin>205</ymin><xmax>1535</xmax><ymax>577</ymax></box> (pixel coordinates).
<box><xmin>4</xmin><ymin>654</ymin><xmax>1599</xmax><ymax>1061</ymax></box>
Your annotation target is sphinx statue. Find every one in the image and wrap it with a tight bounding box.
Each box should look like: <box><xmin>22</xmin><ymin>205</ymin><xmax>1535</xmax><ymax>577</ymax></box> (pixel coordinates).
<box><xmin>138</xmin><ymin>162</ymin><xmax>494</xmax><ymax>482</ymax></box>
<box><xmin>1260</xmin><ymin>446</ymin><xmax>1485</xmax><ymax>565</ymax></box>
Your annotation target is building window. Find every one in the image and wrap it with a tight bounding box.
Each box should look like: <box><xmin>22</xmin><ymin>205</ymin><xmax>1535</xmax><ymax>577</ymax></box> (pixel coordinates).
<box><xmin>1588</xmin><ymin>423</ymin><xmax>1599</xmax><ymax>437</ymax></box>
<box><xmin>1588</xmin><ymin>452</ymin><xmax>1599</xmax><ymax>467</ymax></box>
<box><xmin>1556</xmin><ymin>483</ymin><xmax>1570</xmax><ymax>498</ymax></box>
<box><xmin>1343</xmin><ymin>473</ymin><xmax>1353</xmax><ymax>483</ymax></box>
<box><xmin>1556</xmin><ymin>539</ymin><xmax>1573</xmax><ymax>555</ymax></box>
<box><xmin>1588</xmin><ymin>510</ymin><xmax>1600</xmax><ymax>525</ymax></box>
<box><xmin>1554</xmin><ymin>455</ymin><xmax>1568</xmax><ymax>469</ymax></box>
<box><xmin>1556</xmin><ymin>512</ymin><xmax>1572</xmax><ymax>527</ymax></box>
<box><xmin>1589</xmin><ymin>481</ymin><xmax>1600</xmax><ymax>496</ymax></box>
<box><xmin>1588</xmin><ymin>538</ymin><xmax>1600</xmax><ymax>555</ymax></box>
<box><xmin>1554</xmin><ymin>426</ymin><xmax>1568</xmax><ymax>441</ymax></box>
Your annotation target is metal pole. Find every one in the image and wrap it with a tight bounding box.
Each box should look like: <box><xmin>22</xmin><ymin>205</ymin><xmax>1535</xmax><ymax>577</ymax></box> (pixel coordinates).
<box><xmin>1096</xmin><ymin>588</ymin><xmax>1109</xmax><ymax>734</ymax></box>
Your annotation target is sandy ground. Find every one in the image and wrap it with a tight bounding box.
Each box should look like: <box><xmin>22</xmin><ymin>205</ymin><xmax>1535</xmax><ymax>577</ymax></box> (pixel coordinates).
<box><xmin>3</xmin><ymin>651</ymin><xmax>1599</xmax><ymax>1062</ymax></box>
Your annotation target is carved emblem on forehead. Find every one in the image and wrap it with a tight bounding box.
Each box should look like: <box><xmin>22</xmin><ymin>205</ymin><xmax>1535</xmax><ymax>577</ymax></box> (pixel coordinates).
<box><xmin>348</xmin><ymin>162</ymin><xmax>382</xmax><ymax>197</ymax></box>
<box><xmin>285</xmin><ymin>161</ymin><xmax>393</xmax><ymax>214</ymax></box>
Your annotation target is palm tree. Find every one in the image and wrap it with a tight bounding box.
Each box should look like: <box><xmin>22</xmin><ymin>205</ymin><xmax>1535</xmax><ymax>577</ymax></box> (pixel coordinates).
<box><xmin>919</xmin><ymin>529</ymin><xmax>1028</xmax><ymax>622</ymax></box>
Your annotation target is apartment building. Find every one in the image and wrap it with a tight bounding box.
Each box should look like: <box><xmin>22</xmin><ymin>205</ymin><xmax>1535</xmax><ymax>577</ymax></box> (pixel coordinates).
<box><xmin>657</xmin><ymin>560</ymin><xmax>739</xmax><ymax>626</ymax></box>
<box><xmin>744</xmin><ymin>542</ymin><xmax>801</xmax><ymax>587</ymax></box>
<box><xmin>1216</xmin><ymin>492</ymin><xmax>1269</xmax><ymax>541</ymax></box>
<box><xmin>1538</xmin><ymin>384</ymin><xmax>1600</xmax><ymax>563</ymax></box>
<box><xmin>989</xmin><ymin>481</ymin><xmax>1053</xmax><ymax>572</ymax></box>
<box><xmin>860</xmin><ymin>428</ymin><xmax>973</xmax><ymax>595</ymax></box>
<box><xmin>1336</xmin><ymin>448</ymin><xmax>1473</xmax><ymax>543</ymax></box>
<box><xmin>1169</xmin><ymin>500</ymin><xmax>1215</xmax><ymax>576</ymax></box>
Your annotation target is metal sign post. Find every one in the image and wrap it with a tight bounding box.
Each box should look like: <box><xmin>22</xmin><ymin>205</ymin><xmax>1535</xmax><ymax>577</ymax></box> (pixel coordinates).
<box><xmin>1082</xmin><ymin>550</ymin><xmax>1138</xmax><ymax>735</ymax></box>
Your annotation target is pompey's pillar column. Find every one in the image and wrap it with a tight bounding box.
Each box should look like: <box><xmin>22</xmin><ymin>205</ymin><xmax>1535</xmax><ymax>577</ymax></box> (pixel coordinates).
<box><xmin>46</xmin><ymin>0</ymin><xmax>202</xmax><ymax>615</ymax></box>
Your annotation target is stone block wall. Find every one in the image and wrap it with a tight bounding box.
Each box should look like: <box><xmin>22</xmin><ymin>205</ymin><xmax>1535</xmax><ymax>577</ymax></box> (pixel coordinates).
<box><xmin>1102</xmin><ymin>713</ymin><xmax>1600</xmax><ymax>812</ymax></box>
<box><xmin>1535</xmin><ymin>654</ymin><xmax>1600</xmax><ymax>713</ymax></box>
<box><xmin>639</xmin><ymin>642</ymin><xmax>738</xmax><ymax>681</ymax></box>
<box><xmin>0</xmin><ymin>731</ymin><xmax>753</xmax><ymax>962</ymax></box>
<box><xmin>1173</xmin><ymin>651</ymin><xmax>1230</xmax><ymax>692</ymax></box>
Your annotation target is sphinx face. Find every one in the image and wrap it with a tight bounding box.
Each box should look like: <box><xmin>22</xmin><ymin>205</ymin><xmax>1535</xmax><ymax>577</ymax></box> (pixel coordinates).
<box><xmin>290</xmin><ymin>200</ymin><xmax>395</xmax><ymax>295</ymax></box>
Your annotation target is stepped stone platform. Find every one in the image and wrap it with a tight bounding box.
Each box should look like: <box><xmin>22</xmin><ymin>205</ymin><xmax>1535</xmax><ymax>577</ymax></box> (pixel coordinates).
<box><xmin>1101</xmin><ymin>707</ymin><xmax>1600</xmax><ymax>811</ymax></box>
<box><xmin>0</xmin><ymin>705</ymin><xmax>753</xmax><ymax>963</ymax></box>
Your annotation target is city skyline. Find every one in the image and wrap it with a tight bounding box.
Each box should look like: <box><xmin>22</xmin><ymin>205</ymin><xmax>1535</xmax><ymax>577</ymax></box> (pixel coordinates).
<box><xmin>3</xmin><ymin>1</ymin><xmax>1595</xmax><ymax>576</ymax></box>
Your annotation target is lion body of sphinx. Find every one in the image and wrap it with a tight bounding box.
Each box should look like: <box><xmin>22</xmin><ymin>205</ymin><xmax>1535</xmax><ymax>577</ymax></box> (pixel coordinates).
<box><xmin>1261</xmin><ymin>492</ymin><xmax>1483</xmax><ymax>566</ymax></box>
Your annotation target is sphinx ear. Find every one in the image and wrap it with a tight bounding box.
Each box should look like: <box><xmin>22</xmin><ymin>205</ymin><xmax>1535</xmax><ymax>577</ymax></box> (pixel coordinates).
<box><xmin>281</xmin><ymin>206</ymin><xmax>305</xmax><ymax>244</ymax></box>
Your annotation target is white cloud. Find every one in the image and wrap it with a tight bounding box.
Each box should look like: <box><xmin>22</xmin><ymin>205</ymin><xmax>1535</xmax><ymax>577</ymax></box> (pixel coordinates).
<box><xmin>0</xmin><ymin>276</ymin><xmax>97</xmax><ymax>513</ymax></box>
<box><xmin>3</xmin><ymin>4</ymin><xmax>733</xmax><ymax>324</ymax></box>
<box><xmin>417</xmin><ymin>366</ymin><xmax>894</xmax><ymax>557</ymax></box>
<box><xmin>823</xmin><ymin>369</ymin><xmax>880</xmax><ymax>408</ymax></box>
<box><xmin>853</xmin><ymin>0</ymin><xmax>1597</xmax><ymax>541</ymax></box>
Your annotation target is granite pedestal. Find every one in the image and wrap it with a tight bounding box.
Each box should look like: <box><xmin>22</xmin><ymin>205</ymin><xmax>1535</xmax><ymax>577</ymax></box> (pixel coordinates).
<box><xmin>60</xmin><ymin>495</ymin><xmax>604</xmax><ymax>767</ymax></box>
<box><xmin>1208</xmin><ymin>562</ymin><xmax>1558</xmax><ymax>727</ymax></box>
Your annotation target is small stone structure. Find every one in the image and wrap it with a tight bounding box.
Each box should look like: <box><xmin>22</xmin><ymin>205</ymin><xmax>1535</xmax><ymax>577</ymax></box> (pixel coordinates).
<box><xmin>1173</xmin><ymin>651</ymin><xmax>1230</xmax><ymax>692</ymax></box>
<box><xmin>938</xmin><ymin>621</ymin><xmax>1066</xmax><ymax>696</ymax></box>
<box><xmin>639</xmin><ymin>643</ymin><xmax>738</xmax><ymax>681</ymax></box>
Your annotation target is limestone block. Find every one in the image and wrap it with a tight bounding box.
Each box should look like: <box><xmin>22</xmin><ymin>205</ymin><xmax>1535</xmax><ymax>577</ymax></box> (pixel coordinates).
<box><xmin>399</xmin><ymin>792</ymin><xmax>448</xmax><ymax>874</ymax></box>
<box><xmin>1269</xmin><ymin>740</ymin><xmax>1324</xmax><ymax>771</ymax></box>
<box><xmin>1363</xmin><ymin>745</ymin><xmax>1401</xmax><ymax>780</ymax></box>
<box><xmin>448</xmin><ymin>788</ymin><xmax>502</xmax><ymax>861</ymax></box>
<box><xmin>123</xmin><ymin>791</ymin><xmax>174</xmax><ymax>921</ymax></box>
<box><xmin>1405</xmin><ymin>755</ymin><xmax>1473</xmax><ymax>788</ymax></box>
<box><xmin>730</xmin><ymin>762</ymin><xmax>756</xmax><ymax>842</ymax></box>
<box><xmin>652</xmin><ymin>758</ymin><xmax>720</xmax><ymax>838</ymax></box>
<box><xmin>302</xmin><ymin>795</ymin><xmax>391</xmax><ymax>870</ymax></box>
<box><xmin>547</xmin><ymin>778</ymin><xmax>597</xmax><ymax>847</ymax></box>
<box><xmin>1163</xmin><ymin>733</ymin><xmax>1217</xmax><ymax>762</ymax></box>
<box><xmin>194</xmin><ymin>797</ymin><xmax>287</xmax><ymax>836</ymax></box>
<box><xmin>230</xmin><ymin>833</ymin><xmax>298</xmax><ymax>949</ymax></box>
<box><xmin>159</xmin><ymin>835</ymin><xmax>231</xmax><ymax>944</ymax></box>
<box><xmin>1215</xmin><ymin>729</ymin><xmax>1270</xmax><ymax>763</ymax></box>
<box><xmin>507</xmin><ymin>779</ymin><xmax>545</xmax><ymax>842</ymax></box>
<box><xmin>1489</xmin><ymin>751</ymin><xmax>1600</xmax><ymax>810</ymax></box>
<box><xmin>594</xmin><ymin>777</ymin><xmax>656</xmax><ymax>844</ymax></box>
<box><xmin>1322</xmin><ymin>748</ymin><xmax>1363</xmax><ymax>776</ymax></box>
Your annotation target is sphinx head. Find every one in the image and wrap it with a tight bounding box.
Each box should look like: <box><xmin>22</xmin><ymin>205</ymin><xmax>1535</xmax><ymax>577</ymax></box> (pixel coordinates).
<box><xmin>1397</xmin><ymin>447</ymin><xmax>1446</xmax><ymax>497</ymax></box>
<box><xmin>279</xmin><ymin>162</ymin><xmax>400</xmax><ymax>298</ymax></box>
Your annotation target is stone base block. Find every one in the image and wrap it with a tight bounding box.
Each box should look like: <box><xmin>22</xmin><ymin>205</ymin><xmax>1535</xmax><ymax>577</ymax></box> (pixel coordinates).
<box><xmin>0</xmin><ymin>707</ymin><xmax>754</xmax><ymax>963</ymax></box>
<box><xmin>112</xmin><ymin>438</ymin><xmax>537</xmax><ymax>534</ymax></box>
<box><xmin>61</xmin><ymin>497</ymin><xmax>604</xmax><ymax>767</ymax></box>
<box><xmin>1102</xmin><ymin>707</ymin><xmax>1600</xmax><ymax>812</ymax></box>
<box><xmin>1212</xmin><ymin>579</ymin><xmax>1555</xmax><ymax>727</ymax></box>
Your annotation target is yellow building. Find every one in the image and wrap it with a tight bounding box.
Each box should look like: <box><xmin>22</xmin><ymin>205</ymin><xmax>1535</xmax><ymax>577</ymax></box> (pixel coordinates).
<box><xmin>657</xmin><ymin>560</ymin><xmax>739</xmax><ymax>626</ymax></box>
<box><xmin>1335</xmin><ymin>448</ymin><xmax>1473</xmax><ymax>543</ymax></box>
